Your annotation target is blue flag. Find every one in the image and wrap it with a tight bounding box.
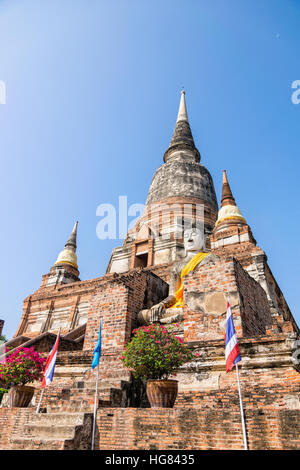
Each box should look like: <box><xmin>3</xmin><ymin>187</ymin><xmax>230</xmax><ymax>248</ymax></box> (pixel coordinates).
<box><xmin>91</xmin><ymin>320</ymin><xmax>102</xmax><ymax>369</ymax></box>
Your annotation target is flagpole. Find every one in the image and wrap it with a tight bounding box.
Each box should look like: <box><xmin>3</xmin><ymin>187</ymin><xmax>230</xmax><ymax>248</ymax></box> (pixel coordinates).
<box><xmin>36</xmin><ymin>388</ymin><xmax>45</xmax><ymax>414</ymax></box>
<box><xmin>91</xmin><ymin>319</ymin><xmax>102</xmax><ymax>450</ymax></box>
<box><xmin>36</xmin><ymin>328</ymin><xmax>61</xmax><ymax>415</ymax></box>
<box><xmin>91</xmin><ymin>362</ymin><xmax>99</xmax><ymax>451</ymax></box>
<box><xmin>235</xmin><ymin>363</ymin><xmax>248</xmax><ymax>450</ymax></box>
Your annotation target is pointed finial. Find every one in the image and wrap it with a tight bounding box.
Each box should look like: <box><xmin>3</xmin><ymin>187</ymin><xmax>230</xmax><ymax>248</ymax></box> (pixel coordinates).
<box><xmin>54</xmin><ymin>221</ymin><xmax>79</xmax><ymax>269</ymax></box>
<box><xmin>163</xmin><ymin>91</ymin><xmax>200</xmax><ymax>163</ymax></box>
<box><xmin>176</xmin><ymin>89</ymin><xmax>188</xmax><ymax>123</ymax></box>
<box><xmin>221</xmin><ymin>170</ymin><xmax>236</xmax><ymax>207</ymax></box>
<box><xmin>65</xmin><ymin>220</ymin><xmax>78</xmax><ymax>251</ymax></box>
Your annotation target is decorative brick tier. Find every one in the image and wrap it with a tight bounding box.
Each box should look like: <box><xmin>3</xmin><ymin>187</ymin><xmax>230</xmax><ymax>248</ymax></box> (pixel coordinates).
<box><xmin>95</xmin><ymin>407</ymin><xmax>300</xmax><ymax>450</ymax></box>
<box><xmin>2</xmin><ymin>405</ymin><xmax>299</xmax><ymax>450</ymax></box>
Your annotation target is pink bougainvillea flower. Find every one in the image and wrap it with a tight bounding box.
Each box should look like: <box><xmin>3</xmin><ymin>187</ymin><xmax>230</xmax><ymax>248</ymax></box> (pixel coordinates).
<box><xmin>119</xmin><ymin>324</ymin><xmax>196</xmax><ymax>381</ymax></box>
<box><xmin>0</xmin><ymin>347</ymin><xmax>46</xmax><ymax>387</ymax></box>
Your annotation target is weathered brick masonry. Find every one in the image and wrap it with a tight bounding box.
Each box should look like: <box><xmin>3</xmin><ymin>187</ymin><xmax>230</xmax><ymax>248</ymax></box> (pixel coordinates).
<box><xmin>2</xmin><ymin>406</ymin><xmax>299</xmax><ymax>450</ymax></box>
<box><xmin>1</xmin><ymin>91</ymin><xmax>299</xmax><ymax>450</ymax></box>
<box><xmin>83</xmin><ymin>270</ymin><xmax>168</xmax><ymax>352</ymax></box>
<box><xmin>183</xmin><ymin>256</ymin><xmax>273</xmax><ymax>342</ymax></box>
<box><xmin>95</xmin><ymin>408</ymin><xmax>300</xmax><ymax>450</ymax></box>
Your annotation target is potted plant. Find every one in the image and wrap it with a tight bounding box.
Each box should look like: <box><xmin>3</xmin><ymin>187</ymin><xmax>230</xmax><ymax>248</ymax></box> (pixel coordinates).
<box><xmin>120</xmin><ymin>324</ymin><xmax>197</xmax><ymax>408</ymax></box>
<box><xmin>0</xmin><ymin>347</ymin><xmax>46</xmax><ymax>407</ymax></box>
<box><xmin>0</xmin><ymin>388</ymin><xmax>8</xmax><ymax>404</ymax></box>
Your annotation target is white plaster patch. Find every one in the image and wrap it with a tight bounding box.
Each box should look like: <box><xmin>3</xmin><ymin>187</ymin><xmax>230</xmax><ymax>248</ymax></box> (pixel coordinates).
<box><xmin>177</xmin><ymin>371</ymin><xmax>220</xmax><ymax>391</ymax></box>
<box><xmin>284</xmin><ymin>395</ymin><xmax>300</xmax><ymax>410</ymax></box>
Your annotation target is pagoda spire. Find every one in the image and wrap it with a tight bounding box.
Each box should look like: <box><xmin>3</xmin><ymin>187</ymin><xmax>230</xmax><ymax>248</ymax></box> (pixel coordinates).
<box><xmin>221</xmin><ymin>170</ymin><xmax>236</xmax><ymax>207</ymax></box>
<box><xmin>215</xmin><ymin>171</ymin><xmax>246</xmax><ymax>227</ymax></box>
<box><xmin>176</xmin><ymin>89</ymin><xmax>189</xmax><ymax>122</ymax></box>
<box><xmin>65</xmin><ymin>220</ymin><xmax>78</xmax><ymax>252</ymax></box>
<box><xmin>54</xmin><ymin>221</ymin><xmax>79</xmax><ymax>269</ymax></box>
<box><xmin>164</xmin><ymin>90</ymin><xmax>200</xmax><ymax>163</ymax></box>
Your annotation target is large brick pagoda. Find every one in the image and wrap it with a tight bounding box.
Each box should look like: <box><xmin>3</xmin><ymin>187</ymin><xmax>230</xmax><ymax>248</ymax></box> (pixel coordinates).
<box><xmin>0</xmin><ymin>92</ymin><xmax>299</xmax><ymax>450</ymax></box>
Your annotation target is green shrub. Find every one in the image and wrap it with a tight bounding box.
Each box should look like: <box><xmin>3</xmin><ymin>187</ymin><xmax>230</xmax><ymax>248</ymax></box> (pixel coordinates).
<box><xmin>119</xmin><ymin>324</ymin><xmax>199</xmax><ymax>380</ymax></box>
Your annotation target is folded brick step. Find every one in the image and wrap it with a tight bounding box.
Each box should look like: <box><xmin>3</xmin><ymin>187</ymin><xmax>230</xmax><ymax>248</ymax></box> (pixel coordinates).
<box><xmin>23</xmin><ymin>423</ymin><xmax>77</xmax><ymax>439</ymax></box>
<box><xmin>44</xmin><ymin>381</ymin><xmax>126</xmax><ymax>413</ymax></box>
<box><xmin>67</xmin><ymin>389</ymin><xmax>116</xmax><ymax>400</ymax></box>
<box><xmin>11</xmin><ymin>437</ymin><xmax>67</xmax><ymax>451</ymax></box>
<box><xmin>11</xmin><ymin>412</ymin><xmax>93</xmax><ymax>450</ymax></box>
<box><xmin>28</xmin><ymin>412</ymin><xmax>84</xmax><ymax>426</ymax></box>
<box><xmin>72</xmin><ymin>379</ymin><xmax>125</xmax><ymax>391</ymax></box>
<box><xmin>49</xmin><ymin>389</ymin><xmax>114</xmax><ymax>403</ymax></box>
<box><xmin>47</xmin><ymin>400</ymin><xmax>95</xmax><ymax>413</ymax></box>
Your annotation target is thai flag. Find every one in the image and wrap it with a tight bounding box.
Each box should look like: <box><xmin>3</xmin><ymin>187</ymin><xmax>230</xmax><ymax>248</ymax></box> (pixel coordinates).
<box><xmin>225</xmin><ymin>299</ymin><xmax>241</xmax><ymax>372</ymax></box>
<box><xmin>41</xmin><ymin>332</ymin><xmax>60</xmax><ymax>388</ymax></box>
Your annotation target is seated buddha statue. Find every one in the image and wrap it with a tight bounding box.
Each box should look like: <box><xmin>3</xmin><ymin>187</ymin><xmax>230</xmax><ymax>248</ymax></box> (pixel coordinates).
<box><xmin>138</xmin><ymin>226</ymin><xmax>215</xmax><ymax>325</ymax></box>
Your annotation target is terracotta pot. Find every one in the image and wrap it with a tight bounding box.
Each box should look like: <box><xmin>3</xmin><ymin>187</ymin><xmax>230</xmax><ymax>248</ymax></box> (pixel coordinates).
<box><xmin>146</xmin><ymin>379</ymin><xmax>178</xmax><ymax>408</ymax></box>
<box><xmin>8</xmin><ymin>385</ymin><xmax>35</xmax><ymax>408</ymax></box>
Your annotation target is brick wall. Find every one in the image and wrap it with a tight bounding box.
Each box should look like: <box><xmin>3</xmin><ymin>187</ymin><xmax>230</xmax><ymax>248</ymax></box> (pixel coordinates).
<box><xmin>95</xmin><ymin>407</ymin><xmax>300</xmax><ymax>450</ymax></box>
<box><xmin>0</xmin><ymin>408</ymin><xmax>30</xmax><ymax>450</ymax></box>
<box><xmin>183</xmin><ymin>257</ymin><xmax>241</xmax><ymax>342</ymax></box>
<box><xmin>176</xmin><ymin>366</ymin><xmax>300</xmax><ymax>410</ymax></box>
<box><xmin>1</xmin><ymin>406</ymin><xmax>299</xmax><ymax>450</ymax></box>
<box><xmin>234</xmin><ymin>259</ymin><xmax>272</xmax><ymax>336</ymax></box>
<box><xmin>83</xmin><ymin>270</ymin><xmax>167</xmax><ymax>352</ymax></box>
<box><xmin>211</xmin><ymin>229</ymin><xmax>298</xmax><ymax>334</ymax></box>
<box><xmin>175</xmin><ymin>331</ymin><xmax>300</xmax><ymax>409</ymax></box>
<box><xmin>146</xmin><ymin>263</ymin><xmax>172</xmax><ymax>284</ymax></box>
<box><xmin>183</xmin><ymin>256</ymin><xmax>272</xmax><ymax>343</ymax></box>
<box><xmin>0</xmin><ymin>409</ymin><xmax>18</xmax><ymax>449</ymax></box>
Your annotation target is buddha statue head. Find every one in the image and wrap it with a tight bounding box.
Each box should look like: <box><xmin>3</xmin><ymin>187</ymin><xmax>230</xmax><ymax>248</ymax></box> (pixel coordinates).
<box><xmin>183</xmin><ymin>225</ymin><xmax>205</xmax><ymax>254</ymax></box>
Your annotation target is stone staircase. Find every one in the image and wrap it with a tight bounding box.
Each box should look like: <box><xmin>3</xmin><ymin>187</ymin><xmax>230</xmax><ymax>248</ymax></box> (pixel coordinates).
<box><xmin>5</xmin><ymin>353</ymin><xmax>145</xmax><ymax>450</ymax></box>
<box><xmin>8</xmin><ymin>376</ymin><xmax>132</xmax><ymax>450</ymax></box>
<box><xmin>11</xmin><ymin>412</ymin><xmax>93</xmax><ymax>450</ymax></box>
<box><xmin>45</xmin><ymin>378</ymin><xmax>129</xmax><ymax>413</ymax></box>
<box><xmin>9</xmin><ymin>372</ymin><xmax>143</xmax><ymax>450</ymax></box>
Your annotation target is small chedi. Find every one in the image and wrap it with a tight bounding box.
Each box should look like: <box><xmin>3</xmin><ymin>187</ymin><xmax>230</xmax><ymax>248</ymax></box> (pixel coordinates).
<box><xmin>0</xmin><ymin>91</ymin><xmax>299</xmax><ymax>450</ymax></box>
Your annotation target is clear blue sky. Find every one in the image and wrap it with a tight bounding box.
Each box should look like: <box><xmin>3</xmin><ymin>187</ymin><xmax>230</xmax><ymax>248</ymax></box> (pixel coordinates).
<box><xmin>0</xmin><ymin>0</ymin><xmax>299</xmax><ymax>339</ymax></box>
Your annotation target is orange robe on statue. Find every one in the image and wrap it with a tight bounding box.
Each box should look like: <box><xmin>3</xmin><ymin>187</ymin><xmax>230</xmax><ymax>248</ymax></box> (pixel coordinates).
<box><xmin>170</xmin><ymin>252</ymin><xmax>209</xmax><ymax>309</ymax></box>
